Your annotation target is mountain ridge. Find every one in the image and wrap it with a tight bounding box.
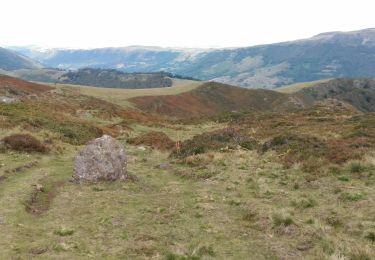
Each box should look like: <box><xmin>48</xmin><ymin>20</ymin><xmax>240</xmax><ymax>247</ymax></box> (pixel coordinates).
<box><xmin>0</xmin><ymin>47</ymin><xmax>42</xmax><ymax>71</ymax></box>
<box><xmin>6</xmin><ymin>28</ymin><xmax>375</xmax><ymax>88</ymax></box>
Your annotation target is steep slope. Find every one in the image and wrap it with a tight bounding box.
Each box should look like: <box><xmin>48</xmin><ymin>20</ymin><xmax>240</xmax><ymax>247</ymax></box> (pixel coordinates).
<box><xmin>12</xmin><ymin>28</ymin><xmax>375</xmax><ymax>88</ymax></box>
<box><xmin>0</xmin><ymin>47</ymin><xmax>42</xmax><ymax>70</ymax></box>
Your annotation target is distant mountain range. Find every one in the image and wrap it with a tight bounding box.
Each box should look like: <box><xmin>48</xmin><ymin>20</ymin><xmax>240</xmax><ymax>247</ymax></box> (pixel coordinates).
<box><xmin>0</xmin><ymin>47</ymin><xmax>41</xmax><ymax>70</ymax></box>
<box><xmin>4</xmin><ymin>28</ymin><xmax>375</xmax><ymax>88</ymax></box>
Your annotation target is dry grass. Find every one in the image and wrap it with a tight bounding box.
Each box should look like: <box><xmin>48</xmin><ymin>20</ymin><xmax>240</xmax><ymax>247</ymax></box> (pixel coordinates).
<box><xmin>276</xmin><ymin>78</ymin><xmax>332</xmax><ymax>93</ymax></box>
<box><xmin>53</xmin><ymin>79</ymin><xmax>202</xmax><ymax>107</ymax></box>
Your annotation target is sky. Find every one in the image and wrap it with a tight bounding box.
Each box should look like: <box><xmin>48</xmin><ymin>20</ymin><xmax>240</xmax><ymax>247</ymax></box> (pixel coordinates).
<box><xmin>1</xmin><ymin>0</ymin><xmax>374</xmax><ymax>49</ymax></box>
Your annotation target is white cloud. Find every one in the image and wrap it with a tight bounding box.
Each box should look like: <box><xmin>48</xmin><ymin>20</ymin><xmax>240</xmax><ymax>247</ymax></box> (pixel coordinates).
<box><xmin>1</xmin><ymin>0</ymin><xmax>374</xmax><ymax>48</ymax></box>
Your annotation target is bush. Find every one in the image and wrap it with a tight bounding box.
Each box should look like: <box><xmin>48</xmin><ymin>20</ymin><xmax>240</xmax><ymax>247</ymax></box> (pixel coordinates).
<box><xmin>171</xmin><ymin>128</ymin><xmax>258</xmax><ymax>158</ymax></box>
<box><xmin>2</xmin><ymin>134</ymin><xmax>47</xmax><ymax>153</ymax></box>
<box><xmin>128</xmin><ymin>131</ymin><xmax>175</xmax><ymax>151</ymax></box>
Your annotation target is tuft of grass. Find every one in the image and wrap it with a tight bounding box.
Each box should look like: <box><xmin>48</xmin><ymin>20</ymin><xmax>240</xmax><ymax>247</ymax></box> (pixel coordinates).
<box><xmin>272</xmin><ymin>214</ymin><xmax>294</xmax><ymax>227</ymax></box>
<box><xmin>292</xmin><ymin>198</ymin><xmax>318</xmax><ymax>209</ymax></box>
<box><xmin>338</xmin><ymin>176</ymin><xmax>350</xmax><ymax>182</ymax></box>
<box><xmin>54</xmin><ymin>228</ymin><xmax>74</xmax><ymax>237</ymax></box>
<box><xmin>326</xmin><ymin>213</ymin><xmax>343</xmax><ymax>228</ymax></box>
<box><xmin>340</xmin><ymin>192</ymin><xmax>366</xmax><ymax>202</ymax></box>
<box><xmin>242</xmin><ymin>209</ymin><xmax>258</xmax><ymax>222</ymax></box>
<box><xmin>349</xmin><ymin>246</ymin><xmax>373</xmax><ymax>260</ymax></box>
<box><xmin>305</xmin><ymin>218</ymin><xmax>315</xmax><ymax>225</ymax></box>
<box><xmin>349</xmin><ymin>161</ymin><xmax>366</xmax><ymax>173</ymax></box>
<box><xmin>365</xmin><ymin>231</ymin><xmax>375</xmax><ymax>242</ymax></box>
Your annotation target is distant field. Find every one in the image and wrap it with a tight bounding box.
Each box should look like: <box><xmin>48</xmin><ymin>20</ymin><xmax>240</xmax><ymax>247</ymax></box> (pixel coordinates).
<box><xmin>52</xmin><ymin>79</ymin><xmax>203</xmax><ymax>108</ymax></box>
<box><xmin>276</xmin><ymin>79</ymin><xmax>332</xmax><ymax>93</ymax></box>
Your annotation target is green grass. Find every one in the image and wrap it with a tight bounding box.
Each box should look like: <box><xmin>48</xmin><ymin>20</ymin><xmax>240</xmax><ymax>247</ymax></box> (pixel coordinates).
<box><xmin>1</xmin><ymin>138</ymin><xmax>374</xmax><ymax>258</ymax></box>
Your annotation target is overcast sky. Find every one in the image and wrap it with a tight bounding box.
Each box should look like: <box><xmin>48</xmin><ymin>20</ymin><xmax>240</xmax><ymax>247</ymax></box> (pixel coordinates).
<box><xmin>1</xmin><ymin>0</ymin><xmax>374</xmax><ymax>49</ymax></box>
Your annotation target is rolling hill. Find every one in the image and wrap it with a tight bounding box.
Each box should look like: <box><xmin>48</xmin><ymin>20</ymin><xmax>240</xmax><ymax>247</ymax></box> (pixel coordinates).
<box><xmin>293</xmin><ymin>78</ymin><xmax>375</xmax><ymax>112</ymax></box>
<box><xmin>129</xmin><ymin>78</ymin><xmax>375</xmax><ymax>118</ymax></box>
<box><xmin>11</xmin><ymin>28</ymin><xmax>375</xmax><ymax>88</ymax></box>
<box><xmin>129</xmin><ymin>82</ymin><xmax>292</xmax><ymax>118</ymax></box>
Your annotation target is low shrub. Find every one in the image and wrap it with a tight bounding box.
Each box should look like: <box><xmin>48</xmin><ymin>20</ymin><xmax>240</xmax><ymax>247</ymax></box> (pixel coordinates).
<box><xmin>171</xmin><ymin>128</ymin><xmax>258</xmax><ymax>158</ymax></box>
<box><xmin>2</xmin><ymin>134</ymin><xmax>47</xmax><ymax>153</ymax></box>
<box><xmin>128</xmin><ymin>131</ymin><xmax>175</xmax><ymax>151</ymax></box>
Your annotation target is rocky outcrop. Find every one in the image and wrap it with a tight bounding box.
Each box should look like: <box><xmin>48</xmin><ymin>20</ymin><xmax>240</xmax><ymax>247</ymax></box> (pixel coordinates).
<box><xmin>73</xmin><ymin>135</ymin><xmax>127</xmax><ymax>183</ymax></box>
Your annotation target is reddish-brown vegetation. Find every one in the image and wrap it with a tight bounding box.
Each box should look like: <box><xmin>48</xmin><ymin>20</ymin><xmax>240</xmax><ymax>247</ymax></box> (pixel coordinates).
<box><xmin>2</xmin><ymin>134</ymin><xmax>48</xmax><ymax>153</ymax></box>
<box><xmin>170</xmin><ymin>128</ymin><xmax>259</xmax><ymax>158</ymax></box>
<box><xmin>130</xmin><ymin>82</ymin><xmax>290</xmax><ymax>118</ymax></box>
<box><xmin>0</xmin><ymin>75</ymin><xmax>53</xmax><ymax>95</ymax></box>
<box><xmin>128</xmin><ymin>131</ymin><xmax>175</xmax><ymax>151</ymax></box>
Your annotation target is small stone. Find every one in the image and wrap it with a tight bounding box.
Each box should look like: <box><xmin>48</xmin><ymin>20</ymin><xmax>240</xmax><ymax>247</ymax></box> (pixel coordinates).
<box><xmin>35</xmin><ymin>184</ymin><xmax>44</xmax><ymax>192</ymax></box>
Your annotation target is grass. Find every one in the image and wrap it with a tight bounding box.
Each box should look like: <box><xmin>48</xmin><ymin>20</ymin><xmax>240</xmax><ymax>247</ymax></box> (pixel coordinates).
<box><xmin>276</xmin><ymin>78</ymin><xmax>332</xmax><ymax>93</ymax></box>
<box><xmin>348</xmin><ymin>160</ymin><xmax>367</xmax><ymax>173</ymax></box>
<box><xmin>54</xmin><ymin>228</ymin><xmax>75</xmax><ymax>237</ymax></box>
<box><xmin>1</xmin><ymin>137</ymin><xmax>374</xmax><ymax>258</ymax></box>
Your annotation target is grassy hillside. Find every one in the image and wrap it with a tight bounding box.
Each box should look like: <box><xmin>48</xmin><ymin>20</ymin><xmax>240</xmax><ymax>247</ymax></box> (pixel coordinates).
<box><xmin>126</xmin><ymin>79</ymin><xmax>375</xmax><ymax>118</ymax></box>
<box><xmin>276</xmin><ymin>79</ymin><xmax>332</xmax><ymax>93</ymax></box>
<box><xmin>130</xmin><ymin>82</ymin><xmax>296</xmax><ymax>118</ymax></box>
<box><xmin>0</xmin><ymin>75</ymin><xmax>374</xmax><ymax>259</ymax></box>
<box><xmin>294</xmin><ymin>78</ymin><xmax>375</xmax><ymax>112</ymax></box>
<box><xmin>0</xmin><ymin>74</ymin><xmax>53</xmax><ymax>96</ymax></box>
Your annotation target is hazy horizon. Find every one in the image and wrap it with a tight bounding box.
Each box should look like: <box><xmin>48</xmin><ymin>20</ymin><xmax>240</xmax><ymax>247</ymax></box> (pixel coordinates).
<box><xmin>3</xmin><ymin>27</ymin><xmax>375</xmax><ymax>51</ymax></box>
<box><xmin>1</xmin><ymin>0</ymin><xmax>374</xmax><ymax>49</ymax></box>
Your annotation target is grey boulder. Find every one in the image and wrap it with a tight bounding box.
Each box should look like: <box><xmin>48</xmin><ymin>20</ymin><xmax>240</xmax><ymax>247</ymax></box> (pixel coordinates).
<box><xmin>73</xmin><ymin>135</ymin><xmax>127</xmax><ymax>183</ymax></box>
